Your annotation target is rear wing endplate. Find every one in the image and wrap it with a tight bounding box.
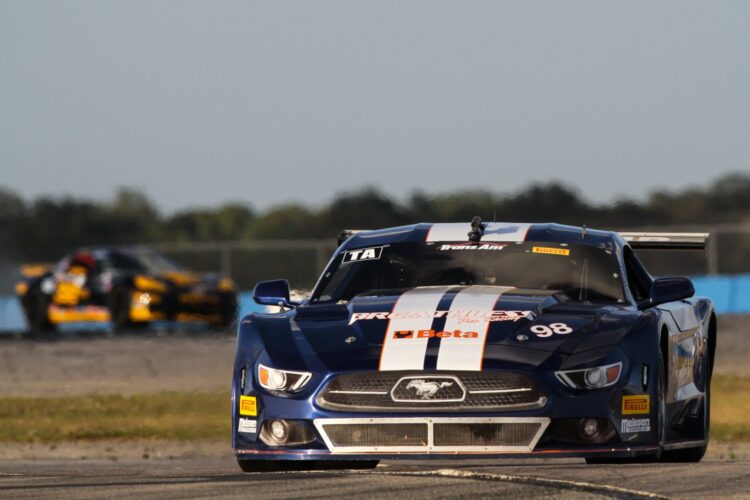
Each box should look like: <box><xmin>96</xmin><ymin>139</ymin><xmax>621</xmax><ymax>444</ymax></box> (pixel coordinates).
<box><xmin>620</xmin><ymin>232</ymin><xmax>709</xmax><ymax>250</ymax></box>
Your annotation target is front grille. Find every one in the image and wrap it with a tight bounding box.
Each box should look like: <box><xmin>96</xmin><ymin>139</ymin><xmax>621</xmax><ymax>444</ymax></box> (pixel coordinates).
<box><xmin>324</xmin><ymin>423</ymin><xmax>428</xmax><ymax>448</ymax></box>
<box><xmin>316</xmin><ymin>371</ymin><xmax>545</xmax><ymax>412</ymax></box>
<box><xmin>433</xmin><ymin>422</ymin><xmax>540</xmax><ymax>447</ymax></box>
<box><xmin>314</xmin><ymin>417</ymin><xmax>550</xmax><ymax>453</ymax></box>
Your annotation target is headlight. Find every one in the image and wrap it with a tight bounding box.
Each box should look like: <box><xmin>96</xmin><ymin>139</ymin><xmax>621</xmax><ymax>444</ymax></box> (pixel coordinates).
<box><xmin>555</xmin><ymin>362</ymin><xmax>622</xmax><ymax>389</ymax></box>
<box><xmin>258</xmin><ymin>364</ymin><xmax>311</xmax><ymax>393</ymax></box>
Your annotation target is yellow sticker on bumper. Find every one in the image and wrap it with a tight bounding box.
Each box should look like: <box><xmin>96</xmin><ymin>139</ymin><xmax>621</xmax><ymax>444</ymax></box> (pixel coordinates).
<box><xmin>622</xmin><ymin>395</ymin><xmax>650</xmax><ymax>415</ymax></box>
<box><xmin>532</xmin><ymin>246</ymin><xmax>570</xmax><ymax>256</ymax></box>
<box><xmin>239</xmin><ymin>395</ymin><xmax>257</xmax><ymax>416</ymax></box>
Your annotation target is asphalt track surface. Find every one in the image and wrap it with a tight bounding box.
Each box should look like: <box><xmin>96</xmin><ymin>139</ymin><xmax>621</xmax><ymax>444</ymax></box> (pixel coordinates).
<box><xmin>2</xmin><ymin>318</ymin><xmax>750</xmax><ymax>499</ymax></box>
<box><xmin>2</xmin><ymin>456</ymin><xmax>750</xmax><ymax>499</ymax></box>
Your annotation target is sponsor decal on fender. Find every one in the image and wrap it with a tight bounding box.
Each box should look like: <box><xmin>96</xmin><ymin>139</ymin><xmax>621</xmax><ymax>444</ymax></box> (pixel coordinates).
<box><xmin>393</xmin><ymin>329</ymin><xmax>478</xmax><ymax>339</ymax></box>
<box><xmin>438</xmin><ymin>243</ymin><xmax>507</xmax><ymax>251</ymax></box>
<box><xmin>621</xmin><ymin>418</ymin><xmax>651</xmax><ymax>434</ymax></box>
<box><xmin>532</xmin><ymin>246</ymin><xmax>570</xmax><ymax>256</ymax></box>
<box><xmin>239</xmin><ymin>395</ymin><xmax>257</xmax><ymax>416</ymax></box>
<box><xmin>622</xmin><ymin>395</ymin><xmax>650</xmax><ymax>415</ymax></box>
<box><xmin>238</xmin><ymin>418</ymin><xmax>257</xmax><ymax>434</ymax></box>
<box><xmin>349</xmin><ymin>309</ymin><xmax>533</xmax><ymax>325</ymax></box>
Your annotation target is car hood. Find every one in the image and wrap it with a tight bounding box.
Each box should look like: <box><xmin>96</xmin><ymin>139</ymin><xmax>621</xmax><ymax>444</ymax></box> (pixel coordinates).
<box><xmin>260</xmin><ymin>286</ymin><xmax>642</xmax><ymax>372</ymax></box>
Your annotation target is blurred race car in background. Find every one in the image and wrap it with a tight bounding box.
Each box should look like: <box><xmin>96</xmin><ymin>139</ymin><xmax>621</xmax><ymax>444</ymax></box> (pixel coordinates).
<box><xmin>15</xmin><ymin>247</ymin><xmax>237</xmax><ymax>333</ymax></box>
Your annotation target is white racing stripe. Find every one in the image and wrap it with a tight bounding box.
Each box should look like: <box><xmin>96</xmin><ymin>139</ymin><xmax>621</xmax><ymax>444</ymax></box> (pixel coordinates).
<box><xmin>436</xmin><ymin>286</ymin><xmax>511</xmax><ymax>371</ymax></box>
<box><xmin>379</xmin><ymin>287</ymin><xmax>451</xmax><ymax>371</ymax></box>
<box><xmin>426</xmin><ymin>223</ymin><xmax>531</xmax><ymax>242</ymax></box>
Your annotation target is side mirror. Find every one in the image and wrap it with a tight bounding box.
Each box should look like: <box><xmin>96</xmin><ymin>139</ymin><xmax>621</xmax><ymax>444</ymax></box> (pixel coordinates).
<box><xmin>649</xmin><ymin>277</ymin><xmax>695</xmax><ymax>306</ymax></box>
<box><xmin>253</xmin><ymin>279</ymin><xmax>295</xmax><ymax>308</ymax></box>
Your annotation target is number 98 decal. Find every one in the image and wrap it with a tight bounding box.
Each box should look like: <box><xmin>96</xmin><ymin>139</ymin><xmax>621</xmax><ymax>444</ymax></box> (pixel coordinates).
<box><xmin>529</xmin><ymin>323</ymin><xmax>573</xmax><ymax>338</ymax></box>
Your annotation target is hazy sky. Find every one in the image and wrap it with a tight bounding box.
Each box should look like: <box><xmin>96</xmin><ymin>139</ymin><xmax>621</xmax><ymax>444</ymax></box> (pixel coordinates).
<box><xmin>1</xmin><ymin>1</ymin><xmax>748</xmax><ymax>213</ymax></box>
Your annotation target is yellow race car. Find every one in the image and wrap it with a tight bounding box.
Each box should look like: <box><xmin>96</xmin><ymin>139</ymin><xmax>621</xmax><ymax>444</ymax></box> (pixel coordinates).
<box><xmin>16</xmin><ymin>247</ymin><xmax>237</xmax><ymax>333</ymax></box>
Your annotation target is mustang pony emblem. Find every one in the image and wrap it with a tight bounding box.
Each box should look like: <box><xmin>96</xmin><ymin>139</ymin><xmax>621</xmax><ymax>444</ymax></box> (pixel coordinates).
<box><xmin>406</xmin><ymin>379</ymin><xmax>454</xmax><ymax>399</ymax></box>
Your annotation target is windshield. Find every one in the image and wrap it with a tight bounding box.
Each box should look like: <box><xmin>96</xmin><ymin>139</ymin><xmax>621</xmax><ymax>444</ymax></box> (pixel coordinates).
<box><xmin>313</xmin><ymin>241</ymin><xmax>625</xmax><ymax>304</ymax></box>
<box><xmin>103</xmin><ymin>250</ymin><xmax>182</xmax><ymax>273</ymax></box>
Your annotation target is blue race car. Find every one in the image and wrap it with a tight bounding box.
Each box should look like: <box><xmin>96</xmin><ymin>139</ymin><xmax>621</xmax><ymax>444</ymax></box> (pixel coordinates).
<box><xmin>231</xmin><ymin>219</ymin><xmax>715</xmax><ymax>471</ymax></box>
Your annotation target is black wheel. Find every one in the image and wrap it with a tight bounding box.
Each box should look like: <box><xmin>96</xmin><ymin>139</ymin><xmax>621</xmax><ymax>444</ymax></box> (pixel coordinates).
<box><xmin>22</xmin><ymin>288</ymin><xmax>56</xmax><ymax>334</ymax></box>
<box><xmin>216</xmin><ymin>294</ymin><xmax>237</xmax><ymax>330</ymax></box>
<box><xmin>237</xmin><ymin>459</ymin><xmax>378</xmax><ymax>473</ymax></box>
<box><xmin>109</xmin><ymin>287</ymin><xmax>141</xmax><ymax>333</ymax></box>
<box><xmin>660</xmin><ymin>353</ymin><xmax>710</xmax><ymax>463</ymax></box>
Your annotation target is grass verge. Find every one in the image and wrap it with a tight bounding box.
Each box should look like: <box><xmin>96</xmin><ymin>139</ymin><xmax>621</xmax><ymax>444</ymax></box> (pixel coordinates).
<box><xmin>0</xmin><ymin>391</ymin><xmax>230</xmax><ymax>442</ymax></box>
<box><xmin>709</xmin><ymin>374</ymin><xmax>750</xmax><ymax>442</ymax></box>
<box><xmin>0</xmin><ymin>375</ymin><xmax>747</xmax><ymax>443</ymax></box>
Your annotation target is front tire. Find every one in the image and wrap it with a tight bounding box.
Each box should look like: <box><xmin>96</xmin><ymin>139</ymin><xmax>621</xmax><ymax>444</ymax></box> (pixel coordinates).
<box><xmin>660</xmin><ymin>355</ymin><xmax>710</xmax><ymax>462</ymax></box>
<box><xmin>216</xmin><ymin>293</ymin><xmax>237</xmax><ymax>330</ymax></box>
<box><xmin>23</xmin><ymin>288</ymin><xmax>56</xmax><ymax>334</ymax></box>
<box><xmin>109</xmin><ymin>287</ymin><xmax>145</xmax><ymax>333</ymax></box>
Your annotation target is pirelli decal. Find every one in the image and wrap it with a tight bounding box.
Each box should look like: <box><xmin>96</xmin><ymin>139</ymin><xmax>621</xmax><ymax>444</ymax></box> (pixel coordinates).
<box><xmin>377</xmin><ymin>286</ymin><xmax>525</xmax><ymax>371</ymax></box>
<box><xmin>622</xmin><ymin>395</ymin><xmax>650</xmax><ymax>415</ymax></box>
<box><xmin>532</xmin><ymin>246</ymin><xmax>570</xmax><ymax>256</ymax></box>
<box><xmin>378</xmin><ymin>287</ymin><xmax>452</xmax><ymax>371</ymax></box>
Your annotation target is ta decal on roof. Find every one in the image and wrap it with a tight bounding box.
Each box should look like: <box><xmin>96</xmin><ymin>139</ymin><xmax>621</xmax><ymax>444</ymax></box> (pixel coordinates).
<box><xmin>343</xmin><ymin>246</ymin><xmax>384</xmax><ymax>262</ymax></box>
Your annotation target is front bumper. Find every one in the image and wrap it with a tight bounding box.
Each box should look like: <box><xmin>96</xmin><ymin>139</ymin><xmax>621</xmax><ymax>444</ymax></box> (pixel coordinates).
<box><xmin>129</xmin><ymin>290</ymin><xmax>235</xmax><ymax>324</ymax></box>
<box><xmin>234</xmin><ymin>445</ymin><xmax>661</xmax><ymax>461</ymax></box>
<box><xmin>232</xmin><ymin>365</ymin><xmax>658</xmax><ymax>460</ymax></box>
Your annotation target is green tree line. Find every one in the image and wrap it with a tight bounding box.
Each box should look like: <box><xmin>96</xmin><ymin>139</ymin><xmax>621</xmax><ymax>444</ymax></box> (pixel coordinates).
<box><xmin>1</xmin><ymin>172</ymin><xmax>749</xmax><ymax>263</ymax></box>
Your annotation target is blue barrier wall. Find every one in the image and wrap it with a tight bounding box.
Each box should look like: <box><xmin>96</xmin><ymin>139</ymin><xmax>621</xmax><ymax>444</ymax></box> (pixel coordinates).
<box><xmin>1</xmin><ymin>276</ymin><xmax>748</xmax><ymax>332</ymax></box>
<box><xmin>0</xmin><ymin>296</ymin><xmax>25</xmax><ymax>331</ymax></box>
<box><xmin>692</xmin><ymin>274</ymin><xmax>750</xmax><ymax>315</ymax></box>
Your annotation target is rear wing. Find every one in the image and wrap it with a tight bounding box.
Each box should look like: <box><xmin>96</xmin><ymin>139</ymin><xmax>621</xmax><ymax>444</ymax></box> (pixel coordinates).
<box><xmin>341</xmin><ymin>229</ymin><xmax>710</xmax><ymax>250</ymax></box>
<box><xmin>620</xmin><ymin>232</ymin><xmax>709</xmax><ymax>250</ymax></box>
<box><xmin>20</xmin><ymin>263</ymin><xmax>52</xmax><ymax>278</ymax></box>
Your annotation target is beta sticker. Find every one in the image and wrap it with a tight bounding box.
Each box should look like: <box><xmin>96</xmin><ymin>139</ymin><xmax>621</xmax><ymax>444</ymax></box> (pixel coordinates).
<box><xmin>343</xmin><ymin>246</ymin><xmax>384</xmax><ymax>263</ymax></box>
<box><xmin>239</xmin><ymin>395</ymin><xmax>257</xmax><ymax>416</ymax></box>
<box><xmin>622</xmin><ymin>395</ymin><xmax>650</xmax><ymax>415</ymax></box>
<box><xmin>532</xmin><ymin>246</ymin><xmax>570</xmax><ymax>256</ymax></box>
<box><xmin>621</xmin><ymin>418</ymin><xmax>651</xmax><ymax>434</ymax></box>
<box><xmin>238</xmin><ymin>418</ymin><xmax>257</xmax><ymax>434</ymax></box>
<box><xmin>393</xmin><ymin>329</ymin><xmax>479</xmax><ymax>339</ymax></box>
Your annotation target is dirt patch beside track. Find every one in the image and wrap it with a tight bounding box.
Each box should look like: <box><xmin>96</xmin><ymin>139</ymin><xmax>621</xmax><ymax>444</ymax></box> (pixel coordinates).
<box><xmin>0</xmin><ymin>332</ymin><xmax>235</xmax><ymax>397</ymax></box>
